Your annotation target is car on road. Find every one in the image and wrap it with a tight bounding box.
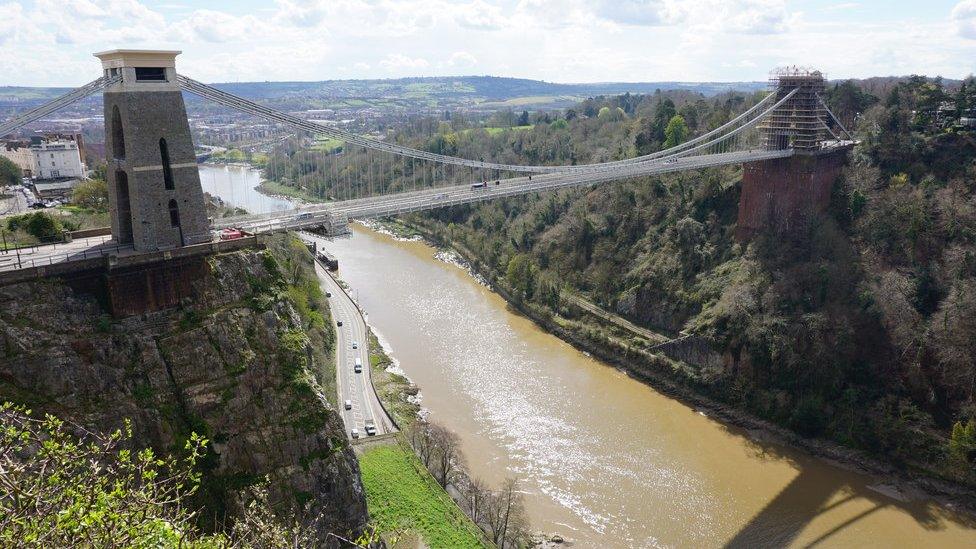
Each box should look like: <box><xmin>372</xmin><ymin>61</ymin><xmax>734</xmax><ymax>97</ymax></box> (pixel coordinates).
<box><xmin>354</xmin><ymin>358</ymin><xmax>362</xmax><ymax>373</ymax></box>
<box><xmin>350</xmin><ymin>428</ymin><xmax>360</xmax><ymax>439</ymax></box>
<box><xmin>337</xmin><ymin>320</ymin><xmax>343</xmax><ymax>326</ymax></box>
<box><xmin>295</xmin><ymin>212</ymin><xmax>313</xmax><ymax>221</ymax></box>
<box><xmin>364</xmin><ymin>420</ymin><xmax>377</xmax><ymax>436</ymax></box>
<box><xmin>352</xmin><ymin>341</ymin><xmax>359</xmax><ymax>349</ymax></box>
<box><xmin>326</xmin><ymin>291</ymin><xmax>332</xmax><ymax>298</ymax></box>
<box><xmin>344</xmin><ymin>400</ymin><xmax>352</xmax><ymax>410</ymax></box>
<box><xmin>471</xmin><ymin>181</ymin><xmax>488</xmax><ymax>189</ymax></box>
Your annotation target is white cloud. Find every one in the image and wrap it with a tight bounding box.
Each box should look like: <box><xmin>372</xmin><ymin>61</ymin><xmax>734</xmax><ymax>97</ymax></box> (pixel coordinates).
<box><xmin>0</xmin><ymin>2</ymin><xmax>27</xmax><ymax>45</ymax></box>
<box><xmin>593</xmin><ymin>0</ymin><xmax>676</xmax><ymax>26</ymax></box>
<box><xmin>454</xmin><ymin>0</ymin><xmax>506</xmax><ymax>30</ymax></box>
<box><xmin>379</xmin><ymin>53</ymin><xmax>430</xmax><ymax>70</ymax></box>
<box><xmin>953</xmin><ymin>0</ymin><xmax>976</xmax><ymax>39</ymax></box>
<box><xmin>0</xmin><ymin>0</ymin><xmax>971</xmax><ymax>86</ymax></box>
<box><xmin>447</xmin><ymin>51</ymin><xmax>478</xmax><ymax>67</ymax></box>
<box><xmin>170</xmin><ymin>9</ymin><xmax>266</xmax><ymax>43</ymax></box>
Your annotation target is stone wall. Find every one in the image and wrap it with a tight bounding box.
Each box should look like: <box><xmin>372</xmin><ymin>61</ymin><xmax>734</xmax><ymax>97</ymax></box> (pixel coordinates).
<box><xmin>104</xmin><ymin>89</ymin><xmax>210</xmax><ymax>251</ymax></box>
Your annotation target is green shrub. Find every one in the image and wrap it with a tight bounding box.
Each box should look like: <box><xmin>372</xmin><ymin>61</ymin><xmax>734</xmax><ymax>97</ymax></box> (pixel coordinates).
<box><xmin>5</xmin><ymin>212</ymin><xmax>64</xmax><ymax>241</ymax></box>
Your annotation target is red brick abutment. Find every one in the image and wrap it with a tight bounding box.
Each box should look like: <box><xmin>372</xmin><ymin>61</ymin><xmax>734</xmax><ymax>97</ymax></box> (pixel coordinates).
<box><xmin>0</xmin><ymin>236</ymin><xmax>264</xmax><ymax>317</ymax></box>
<box><xmin>736</xmin><ymin>147</ymin><xmax>852</xmax><ymax>241</ymax></box>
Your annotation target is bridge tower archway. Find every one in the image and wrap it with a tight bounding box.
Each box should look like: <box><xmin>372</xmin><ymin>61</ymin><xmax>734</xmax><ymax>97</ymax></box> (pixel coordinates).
<box><xmin>114</xmin><ymin>170</ymin><xmax>133</xmax><ymax>244</ymax></box>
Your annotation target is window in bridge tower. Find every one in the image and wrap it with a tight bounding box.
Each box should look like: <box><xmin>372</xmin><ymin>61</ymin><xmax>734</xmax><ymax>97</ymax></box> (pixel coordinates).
<box><xmin>111</xmin><ymin>105</ymin><xmax>125</xmax><ymax>160</ymax></box>
<box><xmin>134</xmin><ymin>67</ymin><xmax>167</xmax><ymax>82</ymax></box>
<box><xmin>159</xmin><ymin>138</ymin><xmax>174</xmax><ymax>190</ymax></box>
<box><xmin>168</xmin><ymin>199</ymin><xmax>181</xmax><ymax>228</ymax></box>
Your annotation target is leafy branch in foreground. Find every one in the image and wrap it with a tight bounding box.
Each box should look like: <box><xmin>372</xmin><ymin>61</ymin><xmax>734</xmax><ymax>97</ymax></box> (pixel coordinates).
<box><xmin>0</xmin><ymin>402</ymin><xmax>208</xmax><ymax>547</ymax></box>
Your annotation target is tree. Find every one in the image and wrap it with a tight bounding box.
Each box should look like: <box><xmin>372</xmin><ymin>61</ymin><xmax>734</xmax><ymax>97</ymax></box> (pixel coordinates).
<box><xmin>483</xmin><ymin>478</ymin><xmax>528</xmax><ymax>548</ymax></box>
<box><xmin>429</xmin><ymin>423</ymin><xmax>464</xmax><ymax>488</ymax></box>
<box><xmin>652</xmin><ymin>98</ymin><xmax>676</xmax><ymax>141</ymax></box>
<box><xmin>71</xmin><ymin>178</ymin><xmax>109</xmax><ymax>211</ymax></box>
<box><xmin>6</xmin><ymin>212</ymin><xmax>64</xmax><ymax>241</ymax></box>
<box><xmin>0</xmin><ymin>157</ymin><xmax>21</xmax><ymax>186</ymax></box>
<box><xmin>407</xmin><ymin>420</ymin><xmax>437</xmax><ymax>470</ymax></box>
<box><xmin>505</xmin><ymin>254</ymin><xmax>535</xmax><ymax>301</ymax></box>
<box><xmin>949</xmin><ymin>420</ymin><xmax>976</xmax><ymax>478</ymax></box>
<box><xmin>517</xmin><ymin>110</ymin><xmax>529</xmax><ymax>126</ymax></box>
<box><xmin>663</xmin><ymin>114</ymin><xmax>689</xmax><ymax>148</ymax></box>
<box><xmin>0</xmin><ymin>403</ymin><xmax>208</xmax><ymax>546</ymax></box>
<box><xmin>224</xmin><ymin>148</ymin><xmax>245</xmax><ymax>162</ymax></box>
<box><xmin>826</xmin><ymin>80</ymin><xmax>878</xmax><ymax>128</ymax></box>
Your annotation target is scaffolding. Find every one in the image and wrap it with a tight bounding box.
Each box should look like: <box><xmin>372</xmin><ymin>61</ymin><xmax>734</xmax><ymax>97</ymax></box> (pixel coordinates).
<box><xmin>760</xmin><ymin>67</ymin><xmax>827</xmax><ymax>152</ymax></box>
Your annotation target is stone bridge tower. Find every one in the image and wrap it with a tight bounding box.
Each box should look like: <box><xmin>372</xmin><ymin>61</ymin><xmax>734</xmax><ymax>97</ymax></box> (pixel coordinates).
<box><xmin>736</xmin><ymin>68</ymin><xmax>850</xmax><ymax>241</ymax></box>
<box><xmin>96</xmin><ymin>50</ymin><xmax>209</xmax><ymax>251</ymax></box>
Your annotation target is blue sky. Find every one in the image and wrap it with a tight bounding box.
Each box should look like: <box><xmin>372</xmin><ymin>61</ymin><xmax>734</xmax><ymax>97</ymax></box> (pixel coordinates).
<box><xmin>1</xmin><ymin>0</ymin><xmax>974</xmax><ymax>86</ymax></box>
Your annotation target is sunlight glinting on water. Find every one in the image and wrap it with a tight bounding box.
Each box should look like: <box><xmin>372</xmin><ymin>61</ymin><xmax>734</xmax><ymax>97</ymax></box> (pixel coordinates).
<box><xmin>298</xmin><ymin>223</ymin><xmax>976</xmax><ymax>548</ymax></box>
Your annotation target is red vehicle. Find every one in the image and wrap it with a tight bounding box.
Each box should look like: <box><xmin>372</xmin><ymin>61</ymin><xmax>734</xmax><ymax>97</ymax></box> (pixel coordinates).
<box><xmin>219</xmin><ymin>228</ymin><xmax>246</xmax><ymax>241</ymax></box>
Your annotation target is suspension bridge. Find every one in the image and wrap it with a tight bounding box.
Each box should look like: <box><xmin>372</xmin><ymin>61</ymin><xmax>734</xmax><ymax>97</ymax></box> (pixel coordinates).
<box><xmin>0</xmin><ymin>50</ymin><xmax>854</xmax><ymax>273</ymax></box>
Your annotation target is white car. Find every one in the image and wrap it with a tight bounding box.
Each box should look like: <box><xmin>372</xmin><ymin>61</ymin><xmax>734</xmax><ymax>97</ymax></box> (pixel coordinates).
<box><xmin>350</xmin><ymin>428</ymin><xmax>360</xmax><ymax>439</ymax></box>
<box><xmin>344</xmin><ymin>399</ymin><xmax>352</xmax><ymax>410</ymax></box>
<box><xmin>352</xmin><ymin>341</ymin><xmax>359</xmax><ymax>349</ymax></box>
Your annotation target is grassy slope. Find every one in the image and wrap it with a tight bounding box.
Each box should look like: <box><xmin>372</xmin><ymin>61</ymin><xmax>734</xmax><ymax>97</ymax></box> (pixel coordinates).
<box><xmin>359</xmin><ymin>444</ymin><xmax>488</xmax><ymax>548</ymax></box>
<box><xmin>367</xmin><ymin>330</ymin><xmax>420</xmax><ymax>428</ymax></box>
<box><xmin>256</xmin><ymin>180</ymin><xmax>327</xmax><ymax>203</ymax></box>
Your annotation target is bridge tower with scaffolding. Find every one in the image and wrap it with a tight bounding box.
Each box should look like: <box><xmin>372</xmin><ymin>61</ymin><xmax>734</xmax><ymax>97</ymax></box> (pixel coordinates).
<box><xmin>736</xmin><ymin>68</ymin><xmax>850</xmax><ymax>241</ymax></box>
<box><xmin>96</xmin><ymin>49</ymin><xmax>210</xmax><ymax>252</ymax></box>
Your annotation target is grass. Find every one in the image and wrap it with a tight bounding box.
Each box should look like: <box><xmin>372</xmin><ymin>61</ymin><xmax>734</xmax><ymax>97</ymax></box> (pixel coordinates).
<box><xmin>256</xmin><ymin>180</ymin><xmax>326</xmax><ymax>203</ymax></box>
<box><xmin>311</xmin><ymin>137</ymin><xmax>345</xmax><ymax>152</ymax></box>
<box><xmin>462</xmin><ymin>125</ymin><xmax>534</xmax><ymax>136</ymax></box>
<box><xmin>359</xmin><ymin>443</ymin><xmax>489</xmax><ymax>548</ymax></box>
<box><xmin>53</xmin><ymin>205</ymin><xmax>110</xmax><ymax>231</ymax></box>
<box><xmin>367</xmin><ymin>330</ymin><xmax>420</xmax><ymax>428</ymax></box>
<box><xmin>478</xmin><ymin>95</ymin><xmax>583</xmax><ymax>108</ymax></box>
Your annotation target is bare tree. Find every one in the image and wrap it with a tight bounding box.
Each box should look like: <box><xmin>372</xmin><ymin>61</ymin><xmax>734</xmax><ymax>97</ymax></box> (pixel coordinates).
<box><xmin>429</xmin><ymin>422</ymin><xmax>464</xmax><ymax>489</ymax></box>
<box><xmin>484</xmin><ymin>477</ymin><xmax>528</xmax><ymax>548</ymax></box>
<box><xmin>406</xmin><ymin>420</ymin><xmax>436</xmax><ymax>470</ymax></box>
<box><xmin>460</xmin><ymin>476</ymin><xmax>490</xmax><ymax>528</ymax></box>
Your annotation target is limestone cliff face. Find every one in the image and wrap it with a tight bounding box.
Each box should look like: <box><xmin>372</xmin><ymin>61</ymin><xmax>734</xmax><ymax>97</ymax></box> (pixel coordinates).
<box><xmin>0</xmin><ymin>246</ymin><xmax>367</xmax><ymax>541</ymax></box>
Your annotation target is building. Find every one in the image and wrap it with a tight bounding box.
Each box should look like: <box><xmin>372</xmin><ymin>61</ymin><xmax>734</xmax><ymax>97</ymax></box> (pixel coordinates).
<box><xmin>0</xmin><ymin>140</ymin><xmax>35</xmax><ymax>177</ymax></box>
<box><xmin>30</xmin><ymin>136</ymin><xmax>86</xmax><ymax>180</ymax></box>
<box><xmin>97</xmin><ymin>49</ymin><xmax>211</xmax><ymax>251</ymax></box>
<box><xmin>32</xmin><ymin>179</ymin><xmax>78</xmax><ymax>199</ymax></box>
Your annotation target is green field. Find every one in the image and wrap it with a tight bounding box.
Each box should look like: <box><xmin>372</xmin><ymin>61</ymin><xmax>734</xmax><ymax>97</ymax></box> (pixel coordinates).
<box><xmin>359</xmin><ymin>443</ymin><xmax>488</xmax><ymax>548</ymax></box>
<box><xmin>312</xmin><ymin>137</ymin><xmax>345</xmax><ymax>152</ymax></box>
<box><xmin>256</xmin><ymin>180</ymin><xmax>326</xmax><ymax>203</ymax></box>
<box><xmin>463</xmin><ymin>125</ymin><xmax>534</xmax><ymax>136</ymax></box>
<box><xmin>478</xmin><ymin>94</ymin><xmax>584</xmax><ymax>108</ymax></box>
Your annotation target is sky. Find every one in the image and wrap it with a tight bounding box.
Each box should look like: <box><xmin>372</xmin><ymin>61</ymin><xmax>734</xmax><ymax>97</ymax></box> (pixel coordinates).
<box><xmin>0</xmin><ymin>0</ymin><xmax>975</xmax><ymax>87</ymax></box>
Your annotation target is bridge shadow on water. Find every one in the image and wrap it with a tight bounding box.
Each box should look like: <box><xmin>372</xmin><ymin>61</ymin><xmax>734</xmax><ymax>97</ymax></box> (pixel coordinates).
<box><xmin>722</xmin><ymin>432</ymin><xmax>976</xmax><ymax>548</ymax></box>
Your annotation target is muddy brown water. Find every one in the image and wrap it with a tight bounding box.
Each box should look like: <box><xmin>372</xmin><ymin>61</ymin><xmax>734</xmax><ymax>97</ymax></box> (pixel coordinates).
<box><xmin>322</xmin><ymin>224</ymin><xmax>976</xmax><ymax>548</ymax></box>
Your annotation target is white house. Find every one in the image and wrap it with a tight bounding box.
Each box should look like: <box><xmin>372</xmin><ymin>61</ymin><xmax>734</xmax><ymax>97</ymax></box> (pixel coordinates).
<box><xmin>31</xmin><ymin>138</ymin><xmax>85</xmax><ymax>180</ymax></box>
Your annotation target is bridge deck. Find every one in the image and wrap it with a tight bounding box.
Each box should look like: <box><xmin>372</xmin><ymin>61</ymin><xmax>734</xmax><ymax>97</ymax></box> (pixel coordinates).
<box><xmin>216</xmin><ymin>148</ymin><xmax>795</xmax><ymax>233</ymax></box>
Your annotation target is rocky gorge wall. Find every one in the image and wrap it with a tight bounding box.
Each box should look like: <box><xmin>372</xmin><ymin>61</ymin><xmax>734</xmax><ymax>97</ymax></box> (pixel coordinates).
<box><xmin>0</xmin><ymin>244</ymin><xmax>367</xmax><ymax>542</ymax></box>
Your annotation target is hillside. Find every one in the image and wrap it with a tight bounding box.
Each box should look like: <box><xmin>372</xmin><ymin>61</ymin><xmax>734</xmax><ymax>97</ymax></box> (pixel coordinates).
<box><xmin>405</xmin><ymin>77</ymin><xmax>976</xmax><ymax>485</ymax></box>
<box><xmin>262</xmin><ymin>75</ymin><xmax>976</xmax><ymax>488</ymax></box>
<box><xmin>1</xmin><ymin>75</ymin><xmax>766</xmax><ymax>113</ymax></box>
<box><xmin>0</xmin><ymin>234</ymin><xmax>368</xmax><ymax>542</ymax></box>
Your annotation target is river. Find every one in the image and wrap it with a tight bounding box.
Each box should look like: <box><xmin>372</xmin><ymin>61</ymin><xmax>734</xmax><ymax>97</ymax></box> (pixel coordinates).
<box><xmin>202</xmin><ymin>167</ymin><xmax>976</xmax><ymax>547</ymax></box>
<box><xmin>198</xmin><ymin>164</ymin><xmax>294</xmax><ymax>214</ymax></box>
